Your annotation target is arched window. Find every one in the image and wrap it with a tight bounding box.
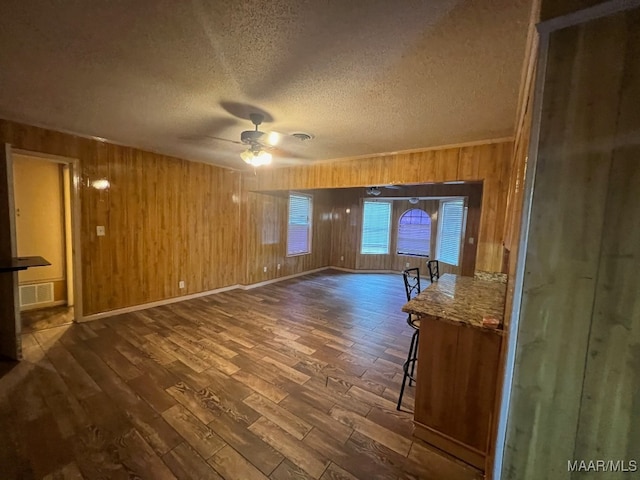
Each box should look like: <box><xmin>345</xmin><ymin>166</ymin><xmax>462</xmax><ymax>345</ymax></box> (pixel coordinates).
<box><xmin>397</xmin><ymin>209</ymin><xmax>431</xmax><ymax>257</ymax></box>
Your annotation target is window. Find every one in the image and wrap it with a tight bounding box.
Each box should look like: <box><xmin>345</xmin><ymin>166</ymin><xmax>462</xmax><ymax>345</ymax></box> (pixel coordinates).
<box><xmin>436</xmin><ymin>199</ymin><xmax>465</xmax><ymax>266</ymax></box>
<box><xmin>287</xmin><ymin>194</ymin><xmax>312</xmax><ymax>255</ymax></box>
<box><xmin>361</xmin><ymin>200</ymin><xmax>392</xmax><ymax>254</ymax></box>
<box><xmin>397</xmin><ymin>209</ymin><xmax>431</xmax><ymax>256</ymax></box>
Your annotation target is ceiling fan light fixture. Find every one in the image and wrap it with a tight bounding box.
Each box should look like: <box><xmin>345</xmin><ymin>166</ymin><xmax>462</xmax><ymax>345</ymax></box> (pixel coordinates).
<box><xmin>267</xmin><ymin>131</ymin><xmax>280</xmax><ymax>146</ymax></box>
<box><xmin>241</xmin><ymin>148</ymin><xmax>272</xmax><ymax>167</ymax></box>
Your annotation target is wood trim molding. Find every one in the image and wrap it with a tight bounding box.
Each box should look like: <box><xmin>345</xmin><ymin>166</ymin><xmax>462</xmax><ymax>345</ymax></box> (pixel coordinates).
<box><xmin>0</xmin><ymin>143</ymin><xmax>21</xmax><ymax>360</ymax></box>
<box><xmin>492</xmin><ymin>29</ymin><xmax>550</xmax><ymax>480</ymax></box>
<box><xmin>413</xmin><ymin>422</ymin><xmax>485</xmax><ymax>470</ymax></box>
<box><xmin>80</xmin><ymin>284</ymin><xmax>242</xmax><ymax>322</ymax></box>
<box><xmin>537</xmin><ymin>0</ymin><xmax>640</xmax><ymax>34</ymax></box>
<box><xmin>330</xmin><ymin>267</ymin><xmax>402</xmax><ymax>274</ymax></box>
<box><xmin>306</xmin><ymin>137</ymin><xmax>515</xmax><ymax>166</ymax></box>
<box><xmin>21</xmin><ymin>300</ymin><xmax>66</xmax><ymax>311</ymax></box>
<box><xmin>238</xmin><ymin>267</ymin><xmax>331</xmax><ymax>290</ymax></box>
<box><xmin>79</xmin><ymin>266</ymin><xmax>409</xmax><ymax>322</ymax></box>
<box><xmin>12</xmin><ymin>149</ymin><xmax>85</xmax><ymax>321</ymax></box>
<box><xmin>81</xmin><ymin>267</ymin><xmax>332</xmax><ymax>321</ymax></box>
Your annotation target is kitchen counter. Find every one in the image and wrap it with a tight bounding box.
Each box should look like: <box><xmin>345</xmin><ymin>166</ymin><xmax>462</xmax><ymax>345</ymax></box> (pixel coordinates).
<box><xmin>402</xmin><ymin>273</ymin><xmax>506</xmax><ymax>332</ymax></box>
<box><xmin>404</xmin><ymin>273</ymin><xmax>507</xmax><ymax>471</ymax></box>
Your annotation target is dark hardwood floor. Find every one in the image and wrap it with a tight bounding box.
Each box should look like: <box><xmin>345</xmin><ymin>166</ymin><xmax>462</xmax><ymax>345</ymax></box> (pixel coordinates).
<box><xmin>0</xmin><ymin>270</ymin><xmax>482</xmax><ymax>479</ymax></box>
<box><xmin>21</xmin><ymin>305</ymin><xmax>75</xmax><ymax>333</ymax></box>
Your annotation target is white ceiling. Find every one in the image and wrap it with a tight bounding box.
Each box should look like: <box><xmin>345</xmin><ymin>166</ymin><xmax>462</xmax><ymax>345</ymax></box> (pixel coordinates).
<box><xmin>0</xmin><ymin>0</ymin><xmax>532</xmax><ymax>170</ymax></box>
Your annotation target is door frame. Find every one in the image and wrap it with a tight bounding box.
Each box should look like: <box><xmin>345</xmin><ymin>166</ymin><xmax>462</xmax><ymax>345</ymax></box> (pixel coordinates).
<box><xmin>0</xmin><ymin>144</ymin><xmax>20</xmax><ymax>359</ymax></box>
<box><xmin>12</xmin><ymin>148</ymin><xmax>84</xmax><ymax>321</ymax></box>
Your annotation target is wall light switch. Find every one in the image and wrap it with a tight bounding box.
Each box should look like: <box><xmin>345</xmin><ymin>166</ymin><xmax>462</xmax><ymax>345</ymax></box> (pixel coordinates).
<box><xmin>96</xmin><ymin>226</ymin><xmax>105</xmax><ymax>236</ymax></box>
<box><xmin>277</xmin><ymin>264</ymin><xmax>281</xmax><ymax>270</ymax></box>
<box><xmin>469</xmin><ymin>237</ymin><xmax>475</xmax><ymax>244</ymax></box>
<box><xmin>179</xmin><ymin>281</ymin><xmax>185</xmax><ymax>289</ymax></box>
<box><xmin>263</xmin><ymin>266</ymin><xmax>267</xmax><ymax>273</ymax></box>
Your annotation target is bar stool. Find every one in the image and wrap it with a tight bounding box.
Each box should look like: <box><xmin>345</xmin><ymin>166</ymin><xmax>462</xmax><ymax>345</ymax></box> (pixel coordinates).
<box><xmin>427</xmin><ymin>259</ymin><xmax>440</xmax><ymax>283</ymax></box>
<box><xmin>397</xmin><ymin>268</ymin><xmax>421</xmax><ymax>410</ymax></box>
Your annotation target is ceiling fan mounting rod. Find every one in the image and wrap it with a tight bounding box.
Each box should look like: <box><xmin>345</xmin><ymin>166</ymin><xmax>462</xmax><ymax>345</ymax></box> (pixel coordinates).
<box><xmin>249</xmin><ymin>113</ymin><xmax>263</xmax><ymax>129</ymax></box>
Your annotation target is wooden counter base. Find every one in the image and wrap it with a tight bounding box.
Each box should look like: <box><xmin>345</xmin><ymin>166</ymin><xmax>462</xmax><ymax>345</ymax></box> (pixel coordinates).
<box><xmin>413</xmin><ymin>314</ymin><xmax>502</xmax><ymax>472</ymax></box>
<box><xmin>414</xmin><ymin>422</ymin><xmax>486</xmax><ymax>470</ymax></box>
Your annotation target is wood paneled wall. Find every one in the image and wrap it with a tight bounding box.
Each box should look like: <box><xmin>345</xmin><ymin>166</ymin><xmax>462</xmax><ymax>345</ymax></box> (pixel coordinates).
<box><xmin>502</xmin><ymin>6</ymin><xmax>640</xmax><ymax>478</ymax></box>
<box><xmin>244</xmin><ymin>141</ymin><xmax>513</xmax><ymax>273</ymax></box>
<box><xmin>0</xmin><ymin>120</ymin><xmax>241</xmax><ymax>315</ymax></box>
<box><xmin>503</xmin><ymin>24</ymin><xmax>538</xmax><ymax>282</ymax></box>
<box><xmin>0</xmin><ymin>120</ymin><xmax>514</xmax><ymax>316</ymax></box>
<box><xmin>328</xmin><ymin>189</ymin><xmax>359</xmax><ymax>270</ymax></box>
<box><xmin>330</xmin><ymin>193</ymin><xmax>440</xmax><ymax>272</ymax></box>
<box><xmin>486</xmin><ymin>0</ymin><xmax>540</xmax><ymax>476</ymax></box>
<box><xmin>327</xmin><ymin>183</ymin><xmax>484</xmax><ymax>276</ymax></box>
<box><xmin>239</xmin><ymin>189</ymin><xmax>332</xmax><ymax>285</ymax></box>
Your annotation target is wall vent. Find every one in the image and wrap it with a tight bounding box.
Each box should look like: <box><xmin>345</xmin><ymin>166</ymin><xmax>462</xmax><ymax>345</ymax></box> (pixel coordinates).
<box><xmin>19</xmin><ymin>282</ymin><xmax>54</xmax><ymax>307</ymax></box>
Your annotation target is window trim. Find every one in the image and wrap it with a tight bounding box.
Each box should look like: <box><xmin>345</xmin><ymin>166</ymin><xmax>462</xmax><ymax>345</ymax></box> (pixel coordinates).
<box><xmin>360</xmin><ymin>199</ymin><xmax>392</xmax><ymax>255</ymax></box>
<box><xmin>286</xmin><ymin>192</ymin><xmax>312</xmax><ymax>257</ymax></box>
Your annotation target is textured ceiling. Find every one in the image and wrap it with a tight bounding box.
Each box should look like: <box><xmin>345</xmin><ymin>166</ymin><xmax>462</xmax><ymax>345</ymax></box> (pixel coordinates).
<box><xmin>0</xmin><ymin>0</ymin><xmax>532</xmax><ymax>170</ymax></box>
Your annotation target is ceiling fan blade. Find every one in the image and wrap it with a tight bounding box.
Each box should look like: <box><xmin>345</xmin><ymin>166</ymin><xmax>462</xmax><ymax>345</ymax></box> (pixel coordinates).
<box><xmin>179</xmin><ymin>134</ymin><xmax>243</xmax><ymax>145</ymax></box>
<box><xmin>270</xmin><ymin>146</ymin><xmax>313</xmax><ymax>161</ymax></box>
<box><xmin>179</xmin><ymin>116</ymin><xmax>242</xmax><ymax>145</ymax></box>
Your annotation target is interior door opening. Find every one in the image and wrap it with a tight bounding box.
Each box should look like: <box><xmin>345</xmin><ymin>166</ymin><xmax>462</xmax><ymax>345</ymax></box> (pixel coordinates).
<box><xmin>12</xmin><ymin>150</ymin><xmax>81</xmax><ymax>332</ymax></box>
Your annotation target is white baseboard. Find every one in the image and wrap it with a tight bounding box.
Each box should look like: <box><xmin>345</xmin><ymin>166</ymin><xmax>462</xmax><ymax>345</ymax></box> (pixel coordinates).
<box><xmin>330</xmin><ymin>266</ymin><xmax>402</xmax><ymax>274</ymax></box>
<box><xmin>79</xmin><ymin>265</ymin><xmax>400</xmax><ymax>322</ymax></box>
<box><xmin>80</xmin><ymin>284</ymin><xmax>240</xmax><ymax>322</ymax></box>
<box><xmin>20</xmin><ymin>300</ymin><xmax>67</xmax><ymax>312</ymax></box>
<box><xmin>238</xmin><ymin>267</ymin><xmax>331</xmax><ymax>290</ymax></box>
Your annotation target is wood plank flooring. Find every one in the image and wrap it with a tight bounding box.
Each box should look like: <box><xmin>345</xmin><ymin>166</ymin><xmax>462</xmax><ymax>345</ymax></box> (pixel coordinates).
<box><xmin>0</xmin><ymin>270</ymin><xmax>482</xmax><ymax>479</ymax></box>
<box><xmin>21</xmin><ymin>305</ymin><xmax>74</xmax><ymax>333</ymax></box>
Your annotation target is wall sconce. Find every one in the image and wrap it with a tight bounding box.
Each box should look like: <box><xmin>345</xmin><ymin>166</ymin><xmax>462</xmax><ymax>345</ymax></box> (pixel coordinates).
<box><xmin>91</xmin><ymin>178</ymin><xmax>110</xmax><ymax>190</ymax></box>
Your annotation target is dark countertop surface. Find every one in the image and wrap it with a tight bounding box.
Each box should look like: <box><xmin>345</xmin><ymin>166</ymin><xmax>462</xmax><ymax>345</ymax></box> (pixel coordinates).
<box><xmin>0</xmin><ymin>256</ymin><xmax>51</xmax><ymax>272</ymax></box>
<box><xmin>403</xmin><ymin>273</ymin><xmax>506</xmax><ymax>334</ymax></box>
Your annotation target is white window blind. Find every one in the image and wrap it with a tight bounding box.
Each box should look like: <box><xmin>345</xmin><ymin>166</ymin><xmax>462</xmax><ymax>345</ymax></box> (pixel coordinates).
<box><xmin>437</xmin><ymin>199</ymin><xmax>464</xmax><ymax>266</ymax></box>
<box><xmin>397</xmin><ymin>209</ymin><xmax>431</xmax><ymax>256</ymax></box>
<box><xmin>287</xmin><ymin>194</ymin><xmax>312</xmax><ymax>255</ymax></box>
<box><xmin>361</xmin><ymin>201</ymin><xmax>391</xmax><ymax>254</ymax></box>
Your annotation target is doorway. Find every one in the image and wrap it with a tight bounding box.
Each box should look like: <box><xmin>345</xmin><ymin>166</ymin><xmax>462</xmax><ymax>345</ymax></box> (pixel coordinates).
<box><xmin>11</xmin><ymin>150</ymin><xmax>82</xmax><ymax>331</ymax></box>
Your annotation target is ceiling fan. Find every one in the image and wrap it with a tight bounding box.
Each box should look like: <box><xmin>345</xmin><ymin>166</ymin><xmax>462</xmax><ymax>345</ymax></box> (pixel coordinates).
<box><xmin>184</xmin><ymin>112</ymin><xmax>312</xmax><ymax>167</ymax></box>
<box><xmin>366</xmin><ymin>185</ymin><xmax>402</xmax><ymax>196</ymax></box>
<box><xmin>237</xmin><ymin>113</ymin><xmax>282</xmax><ymax>167</ymax></box>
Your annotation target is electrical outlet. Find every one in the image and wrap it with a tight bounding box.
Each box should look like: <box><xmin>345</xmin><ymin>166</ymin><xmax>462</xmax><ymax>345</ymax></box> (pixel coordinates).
<box><xmin>469</xmin><ymin>237</ymin><xmax>475</xmax><ymax>244</ymax></box>
<box><xmin>340</xmin><ymin>255</ymin><xmax>344</xmax><ymax>261</ymax></box>
<box><xmin>263</xmin><ymin>266</ymin><xmax>267</xmax><ymax>273</ymax></box>
<box><xmin>277</xmin><ymin>264</ymin><xmax>281</xmax><ymax>270</ymax></box>
<box><xmin>179</xmin><ymin>281</ymin><xmax>185</xmax><ymax>289</ymax></box>
<box><xmin>406</xmin><ymin>262</ymin><xmax>410</xmax><ymax>268</ymax></box>
<box><xmin>96</xmin><ymin>225</ymin><xmax>105</xmax><ymax>236</ymax></box>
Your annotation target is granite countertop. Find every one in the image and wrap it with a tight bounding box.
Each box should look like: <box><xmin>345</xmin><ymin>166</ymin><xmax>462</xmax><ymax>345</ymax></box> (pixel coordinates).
<box><xmin>474</xmin><ymin>270</ymin><xmax>508</xmax><ymax>283</ymax></box>
<box><xmin>402</xmin><ymin>273</ymin><xmax>507</xmax><ymax>334</ymax></box>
